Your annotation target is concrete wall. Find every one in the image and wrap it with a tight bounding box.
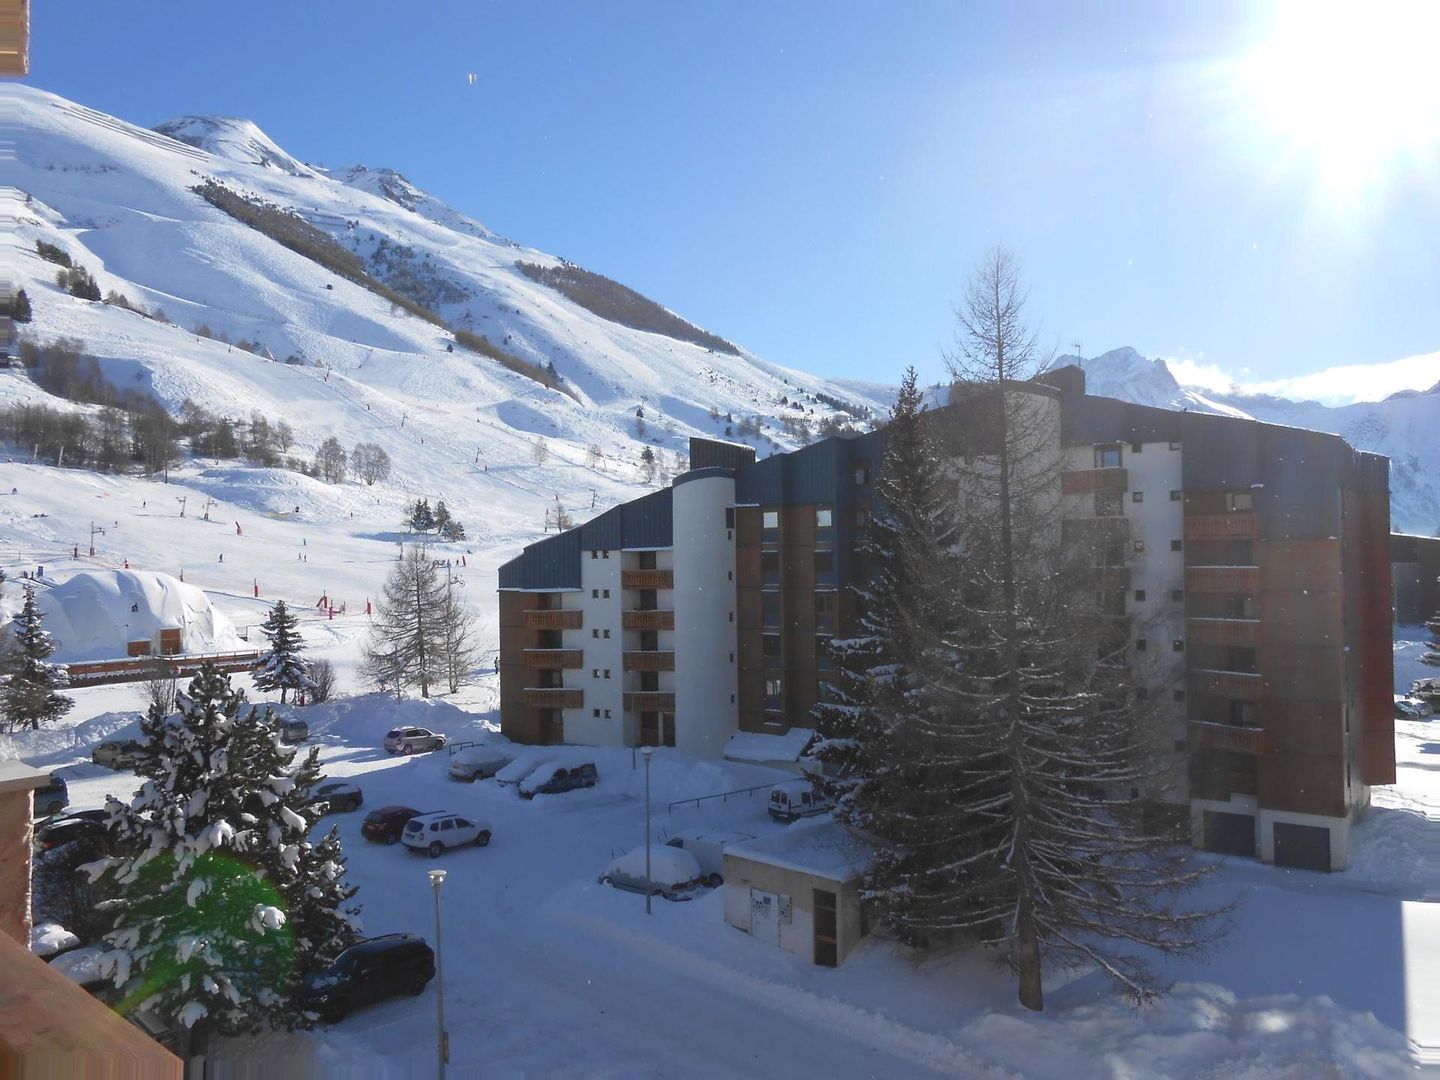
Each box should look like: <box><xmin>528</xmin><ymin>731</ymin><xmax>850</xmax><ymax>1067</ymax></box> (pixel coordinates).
<box><xmin>722</xmin><ymin>853</ymin><xmax>865</xmax><ymax>965</ymax></box>
<box><xmin>569</xmin><ymin>553</ymin><xmax>623</xmax><ymax>746</ymax></box>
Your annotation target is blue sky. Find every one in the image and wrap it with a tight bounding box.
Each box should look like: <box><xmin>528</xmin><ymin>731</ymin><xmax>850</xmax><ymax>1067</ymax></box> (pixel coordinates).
<box><xmin>27</xmin><ymin>2</ymin><xmax>1440</xmax><ymax>392</ymax></box>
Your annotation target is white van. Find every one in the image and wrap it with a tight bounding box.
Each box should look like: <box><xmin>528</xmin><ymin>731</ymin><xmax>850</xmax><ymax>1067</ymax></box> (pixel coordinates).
<box><xmin>664</xmin><ymin>830</ymin><xmax>754</xmax><ymax>886</ymax></box>
<box><xmin>768</xmin><ymin>779</ymin><xmax>832</xmax><ymax>823</ymax></box>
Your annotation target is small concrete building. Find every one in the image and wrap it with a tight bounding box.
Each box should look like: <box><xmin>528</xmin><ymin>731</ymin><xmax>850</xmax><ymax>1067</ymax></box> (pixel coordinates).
<box><xmin>723</xmin><ymin>821</ymin><xmax>874</xmax><ymax>967</ymax></box>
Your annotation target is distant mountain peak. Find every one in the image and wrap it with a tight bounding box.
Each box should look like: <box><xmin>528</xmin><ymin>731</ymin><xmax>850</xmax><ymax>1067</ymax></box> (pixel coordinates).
<box><xmin>152</xmin><ymin>115</ymin><xmax>320</xmax><ymax>178</ymax></box>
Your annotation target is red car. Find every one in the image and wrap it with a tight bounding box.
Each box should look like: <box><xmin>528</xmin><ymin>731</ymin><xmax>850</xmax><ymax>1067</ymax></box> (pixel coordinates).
<box><xmin>360</xmin><ymin>805</ymin><xmax>422</xmax><ymax>845</ymax></box>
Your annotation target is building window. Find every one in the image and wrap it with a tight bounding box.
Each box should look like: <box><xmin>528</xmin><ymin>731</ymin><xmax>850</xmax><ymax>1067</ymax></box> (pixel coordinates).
<box><xmin>1136</xmin><ymin>638</ymin><xmax>1148</xmax><ymax>651</ymax></box>
<box><xmin>603</xmin><ymin>550</ymin><xmax>610</xmax><ymax>559</ymax></box>
<box><xmin>1134</xmin><ymin>589</ymin><xmax>1146</xmax><ymax>602</ymax></box>
<box><xmin>762</xmin><ymin>634</ymin><xmax>781</xmax><ymax>659</ymax></box>
<box><xmin>1227</xmin><ymin>492</ymin><xmax>1254</xmax><ymax>511</ymax></box>
<box><xmin>728</xmin><ymin>570</ymin><xmax>733</xmax><ymax>581</ymax></box>
<box><xmin>1229</xmin><ymin>700</ymin><xmax>1257</xmax><ymax>728</ymax></box>
<box><xmin>1169</xmin><ymin>441</ymin><xmax>1181</xmax><ymax>451</ymax></box>
<box><xmin>591</xmin><ymin>550</ymin><xmax>597</xmax><ymax>560</ymax></box>
<box><xmin>592</xmin><ymin>629</ymin><xmax>599</xmax><ymax>638</ymax></box>
<box><xmin>591</xmin><ymin>589</ymin><xmax>599</xmax><ymax>599</ymax></box>
<box><xmin>1132</xmin><ymin>491</ymin><xmax>1144</xmax><ymax>503</ymax></box>
<box><xmin>1170</xmin><ymin>540</ymin><xmax>1182</xmax><ymax>552</ymax></box>
<box><xmin>854</xmin><ymin>463</ymin><xmax>870</xmax><ymax>485</ymax></box>
<box><xmin>815</xmin><ymin>550</ymin><xmax>834</xmax><ymax>575</ymax></box>
<box><xmin>815</xmin><ymin>592</ymin><xmax>837</xmax><ymax>630</ymax></box>
<box><xmin>1170</xmin><ymin>490</ymin><xmax>1183</xmax><ymax>501</ymax></box>
<box><xmin>1133</xmin><ymin>540</ymin><xmax>1145</xmax><ymax>553</ymax></box>
<box><xmin>603</xmin><ymin>588</ymin><xmax>611</xmax><ymax>598</ymax></box>
<box><xmin>593</xmin><ymin>708</ymin><xmax>600</xmax><ymax>717</ymax></box>
<box><xmin>592</xmin><ymin>669</ymin><xmax>600</xmax><ymax>678</ymax></box>
<box><xmin>1096</xmin><ymin>492</ymin><xmax>1123</xmax><ymax>517</ymax></box>
<box><xmin>1172</xmin><ymin>639</ymin><xmax>1185</xmax><ymax>652</ymax></box>
<box><xmin>1173</xmin><ymin>689</ymin><xmax>1186</xmax><ymax>703</ymax></box>
<box><xmin>816</xmin><ymin>507</ymin><xmax>833</xmax><ymax>528</ymax></box>
<box><xmin>729</xmin><ymin>611</ymin><xmax>734</xmax><ymax>622</ymax></box>
<box><xmin>729</xmin><ymin>652</ymin><xmax>734</xmax><ymax>663</ymax></box>
<box><xmin>603</xmin><ymin>669</ymin><xmax>611</xmax><ymax>679</ymax></box>
<box><xmin>604</xmin><ymin>709</ymin><xmax>612</xmax><ymax>719</ymax></box>
<box><xmin>765</xmin><ymin>677</ymin><xmax>783</xmax><ymax>698</ymax></box>
<box><xmin>603</xmin><ymin>629</ymin><xmax>611</xmax><ymax>639</ymax></box>
<box><xmin>1130</xmin><ymin>441</ymin><xmax>1143</xmax><ymax>454</ymax></box>
<box><xmin>1172</xmin><ymin>589</ymin><xmax>1184</xmax><ymax>602</ymax></box>
<box><xmin>855</xmin><ymin>506</ymin><xmax>870</xmax><ymax>529</ymax></box>
<box><xmin>725</xmin><ymin>508</ymin><xmax>735</xmax><ymax>529</ymax></box>
<box><xmin>1094</xmin><ymin>444</ymin><xmax>1122</xmax><ymax>468</ymax></box>
<box><xmin>763</xmin><ymin>510</ymin><xmax>779</xmax><ymax>529</ymax></box>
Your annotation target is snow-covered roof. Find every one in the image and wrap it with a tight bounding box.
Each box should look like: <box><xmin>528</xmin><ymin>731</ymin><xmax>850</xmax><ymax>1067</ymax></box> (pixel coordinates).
<box><xmin>723</xmin><ymin>728</ymin><xmax>815</xmax><ymax>764</ymax></box>
<box><xmin>725</xmin><ymin>821</ymin><xmax>875</xmax><ymax>882</ymax></box>
<box><xmin>32</xmin><ymin>570</ymin><xmax>245</xmax><ymax>662</ymax></box>
<box><xmin>0</xmin><ymin>760</ymin><xmax>52</xmax><ymax>792</ymax></box>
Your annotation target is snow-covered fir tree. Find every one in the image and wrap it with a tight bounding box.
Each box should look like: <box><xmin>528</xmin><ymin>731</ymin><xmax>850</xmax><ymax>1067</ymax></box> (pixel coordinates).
<box><xmin>92</xmin><ymin>665</ymin><xmax>358</xmax><ymax>1034</ymax></box>
<box><xmin>408</xmin><ymin>499</ymin><xmax>435</xmax><ymax>534</ymax></box>
<box><xmin>432</xmin><ymin>500</ymin><xmax>452</xmax><ymax>535</ymax></box>
<box><xmin>253</xmin><ymin>599</ymin><xmax>314</xmax><ymax>704</ymax></box>
<box><xmin>0</xmin><ymin>585</ymin><xmax>73</xmax><ymax>733</ymax></box>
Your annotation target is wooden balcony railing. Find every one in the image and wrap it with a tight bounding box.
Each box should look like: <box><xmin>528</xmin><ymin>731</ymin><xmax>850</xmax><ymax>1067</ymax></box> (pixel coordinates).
<box><xmin>1188</xmin><ymin>720</ymin><xmax>1265</xmax><ymax>755</ymax></box>
<box><xmin>524</xmin><ymin>609</ymin><xmax>582</xmax><ymax>631</ymax></box>
<box><xmin>1186</xmin><ymin>618</ymin><xmax>1260</xmax><ymax>647</ymax></box>
<box><xmin>1061</xmin><ymin>467</ymin><xmax>1128</xmax><ymax>496</ymax></box>
<box><xmin>1185</xmin><ymin>565</ymin><xmax>1259</xmax><ymax>594</ymax></box>
<box><xmin>624</xmin><ymin>691</ymin><xmax>676</xmax><ymax>711</ymax></box>
<box><xmin>523</xmin><ymin>687</ymin><xmax>583</xmax><ymax>709</ymax></box>
<box><xmin>622</xmin><ymin>609</ymin><xmax>675</xmax><ymax>631</ymax></box>
<box><xmin>1184</xmin><ymin>512</ymin><xmax>1258</xmax><ymax>541</ymax></box>
<box><xmin>621</xmin><ymin>568</ymin><xmax>674</xmax><ymax>590</ymax></box>
<box><xmin>1188</xmin><ymin>668</ymin><xmax>1263</xmax><ymax>700</ymax></box>
<box><xmin>623</xmin><ymin>651</ymin><xmax>675</xmax><ymax>672</ymax></box>
<box><xmin>523</xmin><ymin>649</ymin><xmax>583</xmax><ymax>670</ymax></box>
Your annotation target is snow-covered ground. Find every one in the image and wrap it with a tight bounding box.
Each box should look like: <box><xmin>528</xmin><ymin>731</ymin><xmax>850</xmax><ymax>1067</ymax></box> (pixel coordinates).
<box><xmin>6</xmin><ymin>620</ymin><xmax>1433</xmax><ymax>1076</ymax></box>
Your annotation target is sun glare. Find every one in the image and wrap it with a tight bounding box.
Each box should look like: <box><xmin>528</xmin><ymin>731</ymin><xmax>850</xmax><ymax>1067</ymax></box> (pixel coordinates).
<box><xmin>1238</xmin><ymin>1</ymin><xmax>1440</xmax><ymax>203</ymax></box>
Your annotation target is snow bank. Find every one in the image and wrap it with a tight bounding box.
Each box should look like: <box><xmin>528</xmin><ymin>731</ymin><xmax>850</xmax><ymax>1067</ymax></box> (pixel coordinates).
<box><xmin>34</xmin><ymin>570</ymin><xmax>244</xmax><ymax>662</ymax></box>
<box><xmin>29</xmin><ymin>921</ymin><xmax>80</xmax><ymax>957</ymax></box>
<box><xmin>723</xmin><ymin>727</ymin><xmax>815</xmax><ymax>764</ymax></box>
<box><xmin>297</xmin><ymin>694</ymin><xmax>493</xmax><ymax>747</ymax></box>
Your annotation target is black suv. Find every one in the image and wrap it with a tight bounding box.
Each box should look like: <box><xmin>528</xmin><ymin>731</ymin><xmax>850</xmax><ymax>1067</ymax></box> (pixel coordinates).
<box><xmin>301</xmin><ymin>935</ymin><xmax>434</xmax><ymax>1023</ymax></box>
<box><xmin>361</xmin><ymin>805</ymin><xmax>422</xmax><ymax>845</ymax></box>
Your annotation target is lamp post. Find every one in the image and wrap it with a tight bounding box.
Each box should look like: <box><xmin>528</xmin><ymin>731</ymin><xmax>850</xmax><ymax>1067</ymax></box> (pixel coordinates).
<box><xmin>642</xmin><ymin>746</ymin><xmax>654</xmax><ymax>915</ymax></box>
<box><xmin>427</xmin><ymin>868</ymin><xmax>448</xmax><ymax>1077</ymax></box>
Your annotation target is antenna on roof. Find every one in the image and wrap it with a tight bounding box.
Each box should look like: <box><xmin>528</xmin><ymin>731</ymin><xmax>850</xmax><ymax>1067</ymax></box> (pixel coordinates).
<box><xmin>1071</xmin><ymin>341</ymin><xmax>1083</xmax><ymax>361</ymax></box>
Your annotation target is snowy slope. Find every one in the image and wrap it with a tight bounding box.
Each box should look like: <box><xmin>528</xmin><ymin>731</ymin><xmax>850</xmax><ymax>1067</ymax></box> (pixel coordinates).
<box><xmin>1051</xmin><ymin>348</ymin><xmax>1440</xmax><ymax>534</ymax></box>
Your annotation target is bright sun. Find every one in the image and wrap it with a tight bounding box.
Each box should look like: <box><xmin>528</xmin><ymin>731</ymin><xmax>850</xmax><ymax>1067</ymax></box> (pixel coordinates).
<box><xmin>1238</xmin><ymin>1</ymin><xmax>1440</xmax><ymax>203</ymax></box>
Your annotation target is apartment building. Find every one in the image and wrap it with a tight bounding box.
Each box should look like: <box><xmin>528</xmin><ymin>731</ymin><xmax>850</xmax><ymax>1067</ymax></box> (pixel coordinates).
<box><xmin>498</xmin><ymin>367</ymin><xmax>1395</xmax><ymax>870</ymax></box>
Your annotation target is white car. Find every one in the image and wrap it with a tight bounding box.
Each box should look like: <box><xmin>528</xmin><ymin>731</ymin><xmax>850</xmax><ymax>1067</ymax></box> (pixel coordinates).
<box><xmin>448</xmin><ymin>746</ymin><xmax>513</xmax><ymax>782</ymax></box>
<box><xmin>664</xmin><ymin>830</ymin><xmax>754</xmax><ymax>887</ymax></box>
<box><xmin>401</xmin><ymin>812</ymin><xmax>492</xmax><ymax>857</ymax></box>
<box><xmin>495</xmin><ymin>756</ymin><xmax>556</xmax><ymax>788</ymax></box>
<box><xmin>600</xmin><ymin>846</ymin><xmax>704</xmax><ymax>902</ymax></box>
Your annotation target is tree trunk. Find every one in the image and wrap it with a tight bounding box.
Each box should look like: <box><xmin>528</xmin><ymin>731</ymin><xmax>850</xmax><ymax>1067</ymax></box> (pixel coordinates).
<box><xmin>1015</xmin><ymin>893</ymin><xmax>1044</xmax><ymax>1010</ymax></box>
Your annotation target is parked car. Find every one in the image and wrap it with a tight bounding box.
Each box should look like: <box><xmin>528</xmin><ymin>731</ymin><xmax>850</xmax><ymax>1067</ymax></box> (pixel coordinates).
<box><xmin>401</xmin><ymin>811</ymin><xmax>491</xmax><ymax>857</ymax></box>
<box><xmin>495</xmin><ymin>756</ymin><xmax>556</xmax><ymax>789</ymax></box>
<box><xmin>92</xmin><ymin>739</ymin><xmax>144</xmax><ymax>770</ymax></box>
<box><xmin>1410</xmin><ymin>678</ymin><xmax>1440</xmax><ymax>706</ymax></box>
<box><xmin>384</xmin><ymin>727</ymin><xmax>447</xmax><ymax>754</ymax></box>
<box><xmin>280</xmin><ymin>718</ymin><xmax>309</xmax><ymax>744</ymax></box>
<box><xmin>664</xmin><ymin>830</ymin><xmax>754</xmax><ymax>887</ymax></box>
<box><xmin>299</xmin><ymin>934</ymin><xmax>435</xmax><ymax>1023</ymax></box>
<box><xmin>768</xmin><ymin>779</ymin><xmax>832</xmax><ymax>822</ymax></box>
<box><xmin>361</xmin><ymin>805</ymin><xmax>423</xmax><ymax>845</ymax></box>
<box><xmin>448</xmin><ymin>746</ymin><xmax>513</xmax><ymax>782</ymax></box>
<box><xmin>519</xmin><ymin>762</ymin><xmax>598</xmax><ymax>799</ymax></box>
<box><xmin>35</xmin><ymin>809</ymin><xmax>109</xmax><ymax>853</ymax></box>
<box><xmin>1394</xmin><ymin>695</ymin><xmax>1431</xmax><ymax>720</ymax></box>
<box><xmin>599</xmin><ymin>846</ymin><xmax>703</xmax><ymax>901</ymax></box>
<box><xmin>306</xmin><ymin>780</ymin><xmax>364</xmax><ymax>815</ymax></box>
<box><xmin>34</xmin><ymin>774</ymin><xmax>69</xmax><ymax>818</ymax></box>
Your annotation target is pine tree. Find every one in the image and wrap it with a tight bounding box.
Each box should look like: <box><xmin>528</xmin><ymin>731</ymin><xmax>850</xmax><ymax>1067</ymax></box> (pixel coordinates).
<box><xmin>433</xmin><ymin>500</ymin><xmax>453</xmax><ymax>534</ymax></box>
<box><xmin>92</xmin><ymin>666</ymin><xmax>356</xmax><ymax>1034</ymax></box>
<box><xmin>286</xmin><ymin>826</ymin><xmax>360</xmax><ymax>974</ymax></box>
<box><xmin>408</xmin><ymin>499</ymin><xmax>435</xmax><ymax>534</ymax></box>
<box><xmin>363</xmin><ymin>547</ymin><xmax>448</xmax><ymax>697</ymax></box>
<box><xmin>12</xmin><ymin>288</ymin><xmax>32</xmax><ymax>323</ymax></box>
<box><xmin>1</xmin><ymin>586</ymin><xmax>73</xmax><ymax>732</ymax></box>
<box><xmin>253</xmin><ymin>600</ymin><xmax>314</xmax><ymax>704</ymax></box>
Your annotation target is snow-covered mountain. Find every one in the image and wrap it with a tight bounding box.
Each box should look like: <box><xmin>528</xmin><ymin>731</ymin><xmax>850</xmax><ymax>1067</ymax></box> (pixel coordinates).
<box><xmin>1050</xmin><ymin>348</ymin><xmax>1440</xmax><ymax>534</ymax></box>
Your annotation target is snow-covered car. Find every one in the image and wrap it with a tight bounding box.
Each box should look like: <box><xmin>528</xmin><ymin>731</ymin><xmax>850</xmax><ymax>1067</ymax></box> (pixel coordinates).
<box><xmin>768</xmin><ymin>779</ymin><xmax>832</xmax><ymax>822</ymax></box>
<box><xmin>664</xmin><ymin>830</ymin><xmax>754</xmax><ymax>887</ymax></box>
<box><xmin>448</xmin><ymin>746</ymin><xmax>513</xmax><ymax>782</ymax></box>
<box><xmin>599</xmin><ymin>846</ymin><xmax>704</xmax><ymax>902</ymax></box>
<box><xmin>279</xmin><ymin>718</ymin><xmax>309</xmax><ymax>744</ymax></box>
<box><xmin>495</xmin><ymin>756</ymin><xmax>556</xmax><ymax>789</ymax></box>
<box><xmin>519</xmin><ymin>762</ymin><xmax>597</xmax><ymax>799</ymax></box>
<box><xmin>384</xmin><ymin>727</ymin><xmax>447</xmax><ymax>754</ymax></box>
<box><xmin>300</xmin><ymin>934</ymin><xmax>434</xmax><ymax>1023</ymax></box>
<box><xmin>361</xmin><ymin>805</ymin><xmax>424</xmax><ymax>844</ymax></box>
<box><xmin>92</xmin><ymin>739</ymin><xmax>144</xmax><ymax>770</ymax></box>
<box><xmin>1410</xmin><ymin>678</ymin><xmax>1440</xmax><ymax>706</ymax></box>
<box><xmin>35</xmin><ymin>809</ymin><xmax>109</xmax><ymax>853</ymax></box>
<box><xmin>401</xmin><ymin>811</ymin><xmax>492</xmax><ymax>857</ymax></box>
<box><xmin>35</xmin><ymin>774</ymin><xmax>69</xmax><ymax>818</ymax></box>
<box><xmin>1394</xmin><ymin>695</ymin><xmax>1431</xmax><ymax>719</ymax></box>
<box><xmin>306</xmin><ymin>780</ymin><xmax>363</xmax><ymax>815</ymax></box>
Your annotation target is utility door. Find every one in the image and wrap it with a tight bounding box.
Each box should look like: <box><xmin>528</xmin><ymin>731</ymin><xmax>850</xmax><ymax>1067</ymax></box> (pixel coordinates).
<box><xmin>813</xmin><ymin>888</ymin><xmax>839</xmax><ymax>967</ymax></box>
<box><xmin>749</xmin><ymin>888</ymin><xmax>781</xmax><ymax>945</ymax></box>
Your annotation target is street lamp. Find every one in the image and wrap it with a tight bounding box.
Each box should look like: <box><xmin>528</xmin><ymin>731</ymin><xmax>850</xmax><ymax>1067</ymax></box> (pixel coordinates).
<box><xmin>427</xmin><ymin>868</ymin><xmax>449</xmax><ymax>1077</ymax></box>
<box><xmin>642</xmin><ymin>746</ymin><xmax>654</xmax><ymax>916</ymax></box>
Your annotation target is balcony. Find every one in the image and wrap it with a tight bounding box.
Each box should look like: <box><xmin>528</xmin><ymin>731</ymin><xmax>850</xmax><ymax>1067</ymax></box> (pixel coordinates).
<box><xmin>623</xmin><ymin>650</ymin><xmax>675</xmax><ymax>672</ymax></box>
<box><xmin>524</xmin><ymin>687</ymin><xmax>583</xmax><ymax>709</ymax></box>
<box><xmin>1186</xmin><ymin>618</ymin><xmax>1260</xmax><ymax>647</ymax></box>
<box><xmin>1188</xmin><ymin>720</ymin><xmax>1265</xmax><ymax>755</ymax></box>
<box><xmin>1185</xmin><ymin>512</ymin><xmax>1258</xmax><ymax>541</ymax></box>
<box><xmin>524</xmin><ymin>609</ymin><xmax>582</xmax><ymax>631</ymax></box>
<box><xmin>621</xmin><ymin>568</ymin><xmax>674</xmax><ymax>590</ymax></box>
<box><xmin>1061</xmin><ymin>467</ymin><xmax>1128</xmax><ymax>496</ymax></box>
<box><xmin>1188</xmin><ymin>668</ymin><xmax>1263</xmax><ymax>700</ymax></box>
<box><xmin>624</xmin><ymin>691</ymin><xmax>676</xmax><ymax>711</ymax></box>
<box><xmin>1185</xmin><ymin>565</ymin><xmax>1259</xmax><ymax>594</ymax></box>
<box><xmin>622</xmin><ymin>609</ymin><xmax>674</xmax><ymax>631</ymax></box>
<box><xmin>523</xmin><ymin>649</ymin><xmax>583</xmax><ymax>670</ymax></box>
